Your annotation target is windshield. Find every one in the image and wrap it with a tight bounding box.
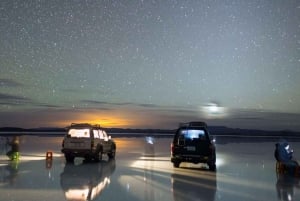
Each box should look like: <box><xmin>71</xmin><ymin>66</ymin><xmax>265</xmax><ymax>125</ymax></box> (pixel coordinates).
<box><xmin>68</xmin><ymin>129</ymin><xmax>90</xmax><ymax>138</ymax></box>
<box><xmin>179</xmin><ymin>129</ymin><xmax>206</xmax><ymax>140</ymax></box>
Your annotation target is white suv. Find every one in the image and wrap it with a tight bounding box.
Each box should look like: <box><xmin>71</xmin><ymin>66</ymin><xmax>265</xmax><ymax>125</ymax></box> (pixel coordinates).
<box><xmin>61</xmin><ymin>123</ymin><xmax>116</xmax><ymax>163</ymax></box>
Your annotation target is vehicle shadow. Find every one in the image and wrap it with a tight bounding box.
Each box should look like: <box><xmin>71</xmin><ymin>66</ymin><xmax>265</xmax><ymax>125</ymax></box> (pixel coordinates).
<box><xmin>60</xmin><ymin>159</ymin><xmax>116</xmax><ymax>201</ymax></box>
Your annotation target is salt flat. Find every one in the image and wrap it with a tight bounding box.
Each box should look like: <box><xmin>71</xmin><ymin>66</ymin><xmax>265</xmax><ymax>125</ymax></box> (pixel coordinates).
<box><xmin>0</xmin><ymin>135</ymin><xmax>300</xmax><ymax>201</ymax></box>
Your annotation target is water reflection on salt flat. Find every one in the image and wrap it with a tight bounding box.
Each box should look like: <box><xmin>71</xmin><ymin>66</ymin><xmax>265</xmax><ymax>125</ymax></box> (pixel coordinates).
<box><xmin>0</xmin><ymin>136</ymin><xmax>300</xmax><ymax>201</ymax></box>
<box><xmin>60</xmin><ymin>159</ymin><xmax>116</xmax><ymax>201</ymax></box>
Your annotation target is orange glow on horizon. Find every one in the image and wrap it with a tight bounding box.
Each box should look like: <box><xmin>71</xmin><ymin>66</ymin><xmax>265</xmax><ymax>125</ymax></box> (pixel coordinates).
<box><xmin>33</xmin><ymin>106</ymin><xmax>169</xmax><ymax>129</ymax></box>
<box><xmin>51</xmin><ymin>110</ymin><xmax>145</xmax><ymax>128</ymax></box>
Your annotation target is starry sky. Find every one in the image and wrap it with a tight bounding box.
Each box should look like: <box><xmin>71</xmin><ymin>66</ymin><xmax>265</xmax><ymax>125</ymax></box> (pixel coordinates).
<box><xmin>0</xmin><ymin>0</ymin><xmax>300</xmax><ymax>131</ymax></box>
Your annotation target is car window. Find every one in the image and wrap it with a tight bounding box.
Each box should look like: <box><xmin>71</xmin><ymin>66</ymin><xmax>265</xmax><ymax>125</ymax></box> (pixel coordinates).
<box><xmin>179</xmin><ymin>129</ymin><xmax>206</xmax><ymax>140</ymax></box>
<box><xmin>99</xmin><ymin>130</ymin><xmax>105</xmax><ymax>139</ymax></box>
<box><xmin>68</xmin><ymin>129</ymin><xmax>90</xmax><ymax>138</ymax></box>
<box><xmin>93</xmin><ymin>130</ymin><xmax>100</xmax><ymax>139</ymax></box>
<box><xmin>103</xmin><ymin>131</ymin><xmax>108</xmax><ymax>138</ymax></box>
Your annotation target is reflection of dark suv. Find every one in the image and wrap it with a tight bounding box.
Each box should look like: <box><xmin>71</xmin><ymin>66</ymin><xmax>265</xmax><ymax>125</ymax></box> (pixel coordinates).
<box><xmin>60</xmin><ymin>159</ymin><xmax>116</xmax><ymax>201</ymax></box>
<box><xmin>61</xmin><ymin>123</ymin><xmax>116</xmax><ymax>163</ymax></box>
<box><xmin>171</xmin><ymin>173</ymin><xmax>216</xmax><ymax>201</ymax></box>
<box><xmin>171</xmin><ymin>122</ymin><xmax>216</xmax><ymax>170</ymax></box>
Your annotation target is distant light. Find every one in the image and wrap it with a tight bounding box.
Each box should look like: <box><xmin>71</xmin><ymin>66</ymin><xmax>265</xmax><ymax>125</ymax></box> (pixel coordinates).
<box><xmin>145</xmin><ymin>136</ymin><xmax>154</xmax><ymax>145</ymax></box>
<box><xmin>207</xmin><ymin>103</ymin><xmax>219</xmax><ymax>113</ymax></box>
<box><xmin>200</xmin><ymin>102</ymin><xmax>227</xmax><ymax>119</ymax></box>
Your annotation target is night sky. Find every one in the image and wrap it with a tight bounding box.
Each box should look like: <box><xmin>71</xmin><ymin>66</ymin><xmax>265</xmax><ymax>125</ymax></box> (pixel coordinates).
<box><xmin>1</xmin><ymin>0</ymin><xmax>300</xmax><ymax>131</ymax></box>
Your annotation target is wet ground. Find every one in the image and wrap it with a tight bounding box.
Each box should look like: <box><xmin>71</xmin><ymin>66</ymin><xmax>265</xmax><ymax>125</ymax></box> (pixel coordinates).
<box><xmin>0</xmin><ymin>135</ymin><xmax>300</xmax><ymax>201</ymax></box>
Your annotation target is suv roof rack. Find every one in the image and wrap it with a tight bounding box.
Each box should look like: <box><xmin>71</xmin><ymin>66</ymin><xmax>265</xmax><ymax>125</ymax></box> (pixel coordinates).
<box><xmin>179</xmin><ymin>121</ymin><xmax>207</xmax><ymax>128</ymax></box>
<box><xmin>69</xmin><ymin>123</ymin><xmax>101</xmax><ymax>128</ymax></box>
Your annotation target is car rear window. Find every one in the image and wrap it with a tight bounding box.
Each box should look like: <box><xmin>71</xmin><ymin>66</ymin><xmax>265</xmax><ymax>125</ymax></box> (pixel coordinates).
<box><xmin>179</xmin><ymin>129</ymin><xmax>206</xmax><ymax>140</ymax></box>
<box><xmin>68</xmin><ymin>128</ymin><xmax>90</xmax><ymax>138</ymax></box>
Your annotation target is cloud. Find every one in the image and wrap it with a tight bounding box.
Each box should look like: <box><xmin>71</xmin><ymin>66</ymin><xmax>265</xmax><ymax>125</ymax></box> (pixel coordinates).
<box><xmin>209</xmin><ymin>108</ymin><xmax>300</xmax><ymax>131</ymax></box>
<box><xmin>0</xmin><ymin>93</ymin><xmax>32</xmax><ymax>106</ymax></box>
<box><xmin>80</xmin><ymin>99</ymin><xmax>161</xmax><ymax>109</ymax></box>
<box><xmin>0</xmin><ymin>102</ymin><xmax>300</xmax><ymax>131</ymax></box>
<box><xmin>0</xmin><ymin>93</ymin><xmax>61</xmax><ymax>109</ymax></box>
<box><xmin>136</xmin><ymin>103</ymin><xmax>158</xmax><ymax>108</ymax></box>
<box><xmin>80</xmin><ymin>100</ymin><xmax>110</xmax><ymax>105</ymax></box>
<box><xmin>0</xmin><ymin>79</ymin><xmax>23</xmax><ymax>87</ymax></box>
<box><xmin>35</xmin><ymin>103</ymin><xmax>62</xmax><ymax>108</ymax></box>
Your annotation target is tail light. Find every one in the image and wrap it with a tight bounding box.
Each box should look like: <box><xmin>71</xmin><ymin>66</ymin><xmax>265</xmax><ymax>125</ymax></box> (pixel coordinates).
<box><xmin>171</xmin><ymin>143</ymin><xmax>174</xmax><ymax>155</ymax></box>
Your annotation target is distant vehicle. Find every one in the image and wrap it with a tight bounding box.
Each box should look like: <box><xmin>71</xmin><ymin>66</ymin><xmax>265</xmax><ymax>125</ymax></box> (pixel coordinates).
<box><xmin>171</xmin><ymin>122</ymin><xmax>216</xmax><ymax>170</ymax></box>
<box><xmin>60</xmin><ymin>159</ymin><xmax>116</xmax><ymax>201</ymax></box>
<box><xmin>61</xmin><ymin>123</ymin><xmax>116</xmax><ymax>163</ymax></box>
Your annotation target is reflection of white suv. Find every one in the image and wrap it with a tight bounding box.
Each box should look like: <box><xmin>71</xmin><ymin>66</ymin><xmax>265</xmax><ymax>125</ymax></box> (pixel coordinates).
<box><xmin>61</xmin><ymin>123</ymin><xmax>116</xmax><ymax>163</ymax></box>
<box><xmin>60</xmin><ymin>160</ymin><xmax>115</xmax><ymax>201</ymax></box>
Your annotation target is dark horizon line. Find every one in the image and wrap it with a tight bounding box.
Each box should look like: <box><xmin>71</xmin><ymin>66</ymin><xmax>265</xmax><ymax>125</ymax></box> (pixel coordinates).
<box><xmin>0</xmin><ymin>125</ymin><xmax>299</xmax><ymax>136</ymax></box>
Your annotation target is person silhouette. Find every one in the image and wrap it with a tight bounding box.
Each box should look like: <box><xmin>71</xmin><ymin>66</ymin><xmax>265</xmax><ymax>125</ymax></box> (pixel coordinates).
<box><xmin>6</xmin><ymin>136</ymin><xmax>20</xmax><ymax>160</ymax></box>
<box><xmin>275</xmin><ymin>140</ymin><xmax>299</xmax><ymax>176</ymax></box>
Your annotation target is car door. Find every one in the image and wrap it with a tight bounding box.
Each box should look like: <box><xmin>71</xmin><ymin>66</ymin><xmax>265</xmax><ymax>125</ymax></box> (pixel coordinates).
<box><xmin>102</xmin><ymin>130</ymin><xmax>111</xmax><ymax>152</ymax></box>
<box><xmin>98</xmin><ymin>130</ymin><xmax>110</xmax><ymax>152</ymax></box>
<box><xmin>93</xmin><ymin>129</ymin><xmax>101</xmax><ymax>149</ymax></box>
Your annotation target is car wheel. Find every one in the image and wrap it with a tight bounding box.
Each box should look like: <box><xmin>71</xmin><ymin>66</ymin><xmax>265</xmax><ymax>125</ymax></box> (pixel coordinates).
<box><xmin>65</xmin><ymin>154</ymin><xmax>74</xmax><ymax>163</ymax></box>
<box><xmin>208</xmin><ymin>163</ymin><xmax>216</xmax><ymax>171</ymax></box>
<box><xmin>108</xmin><ymin>148</ymin><xmax>116</xmax><ymax>159</ymax></box>
<box><xmin>173</xmin><ymin>162</ymin><xmax>180</xmax><ymax>168</ymax></box>
<box><xmin>94</xmin><ymin>150</ymin><xmax>103</xmax><ymax>162</ymax></box>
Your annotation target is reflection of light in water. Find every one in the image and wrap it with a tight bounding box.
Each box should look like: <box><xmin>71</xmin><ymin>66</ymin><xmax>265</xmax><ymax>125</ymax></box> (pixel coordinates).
<box><xmin>215</xmin><ymin>153</ymin><xmax>229</xmax><ymax>167</ymax></box>
<box><xmin>216</xmin><ymin>158</ymin><xmax>225</xmax><ymax>167</ymax></box>
<box><xmin>126</xmin><ymin>183</ymin><xmax>130</xmax><ymax>192</ymax></box>
<box><xmin>118</xmin><ymin>156</ymin><xmax>175</xmax><ymax>200</ymax></box>
<box><xmin>65</xmin><ymin>177</ymin><xmax>110</xmax><ymax>201</ymax></box>
<box><xmin>65</xmin><ymin>188</ymin><xmax>89</xmax><ymax>201</ymax></box>
<box><xmin>130</xmin><ymin>156</ymin><xmax>171</xmax><ymax>173</ymax></box>
<box><xmin>118</xmin><ymin>174</ymin><xmax>171</xmax><ymax>201</ymax></box>
<box><xmin>90</xmin><ymin>177</ymin><xmax>110</xmax><ymax>200</ymax></box>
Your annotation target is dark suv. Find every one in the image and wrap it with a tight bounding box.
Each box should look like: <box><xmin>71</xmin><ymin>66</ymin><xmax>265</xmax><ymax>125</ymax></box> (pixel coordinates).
<box><xmin>171</xmin><ymin>122</ymin><xmax>216</xmax><ymax>170</ymax></box>
<box><xmin>61</xmin><ymin>123</ymin><xmax>116</xmax><ymax>163</ymax></box>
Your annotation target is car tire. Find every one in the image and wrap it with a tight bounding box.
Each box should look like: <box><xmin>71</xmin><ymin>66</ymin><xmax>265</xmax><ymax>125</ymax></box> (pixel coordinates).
<box><xmin>208</xmin><ymin>163</ymin><xmax>216</xmax><ymax>171</ymax></box>
<box><xmin>108</xmin><ymin>145</ymin><xmax>116</xmax><ymax>159</ymax></box>
<box><xmin>108</xmin><ymin>149</ymin><xmax>116</xmax><ymax>159</ymax></box>
<box><xmin>173</xmin><ymin>162</ymin><xmax>180</xmax><ymax>168</ymax></box>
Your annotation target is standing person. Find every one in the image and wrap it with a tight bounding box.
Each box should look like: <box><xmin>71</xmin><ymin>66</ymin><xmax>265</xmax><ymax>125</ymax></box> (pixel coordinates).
<box><xmin>6</xmin><ymin>136</ymin><xmax>20</xmax><ymax>160</ymax></box>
